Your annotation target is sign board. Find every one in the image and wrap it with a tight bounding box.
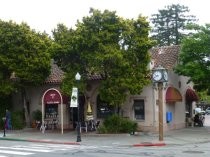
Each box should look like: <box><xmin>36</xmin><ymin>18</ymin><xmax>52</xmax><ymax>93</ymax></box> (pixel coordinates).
<box><xmin>70</xmin><ymin>87</ymin><xmax>78</xmax><ymax>107</ymax></box>
<box><xmin>43</xmin><ymin>89</ymin><xmax>62</xmax><ymax>104</ymax></box>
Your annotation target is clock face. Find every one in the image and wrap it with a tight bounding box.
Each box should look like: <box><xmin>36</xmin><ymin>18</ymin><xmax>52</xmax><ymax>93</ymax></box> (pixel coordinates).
<box><xmin>163</xmin><ymin>71</ymin><xmax>168</xmax><ymax>81</ymax></box>
<box><xmin>152</xmin><ymin>71</ymin><xmax>162</xmax><ymax>81</ymax></box>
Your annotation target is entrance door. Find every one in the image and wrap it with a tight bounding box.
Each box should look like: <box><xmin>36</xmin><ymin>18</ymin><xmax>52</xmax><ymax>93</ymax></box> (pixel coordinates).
<box><xmin>45</xmin><ymin>104</ymin><xmax>58</xmax><ymax>130</ymax></box>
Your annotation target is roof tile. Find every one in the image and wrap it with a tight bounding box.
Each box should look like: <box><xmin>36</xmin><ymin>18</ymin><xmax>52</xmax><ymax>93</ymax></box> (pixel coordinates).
<box><xmin>150</xmin><ymin>45</ymin><xmax>180</xmax><ymax>70</ymax></box>
<box><xmin>45</xmin><ymin>45</ymin><xmax>181</xmax><ymax>83</ymax></box>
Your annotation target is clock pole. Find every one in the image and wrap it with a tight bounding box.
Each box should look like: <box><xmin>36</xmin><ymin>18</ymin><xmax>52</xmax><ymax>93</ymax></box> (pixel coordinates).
<box><xmin>152</xmin><ymin>65</ymin><xmax>168</xmax><ymax>141</ymax></box>
<box><xmin>158</xmin><ymin>82</ymin><xmax>164</xmax><ymax>141</ymax></box>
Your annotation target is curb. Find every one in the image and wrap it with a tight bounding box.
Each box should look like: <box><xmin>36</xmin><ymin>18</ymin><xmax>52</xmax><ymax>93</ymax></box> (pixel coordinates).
<box><xmin>0</xmin><ymin>137</ymin><xmax>166</xmax><ymax>147</ymax></box>
<box><xmin>133</xmin><ymin>142</ymin><xmax>166</xmax><ymax>147</ymax></box>
<box><xmin>0</xmin><ymin>137</ymin><xmax>80</xmax><ymax>145</ymax></box>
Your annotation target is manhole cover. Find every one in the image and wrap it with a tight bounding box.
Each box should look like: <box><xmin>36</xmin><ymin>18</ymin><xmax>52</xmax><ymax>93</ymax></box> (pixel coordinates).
<box><xmin>183</xmin><ymin>151</ymin><xmax>204</xmax><ymax>154</ymax></box>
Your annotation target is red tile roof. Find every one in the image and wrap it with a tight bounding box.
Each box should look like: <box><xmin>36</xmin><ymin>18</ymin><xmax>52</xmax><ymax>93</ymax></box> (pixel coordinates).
<box><xmin>150</xmin><ymin>45</ymin><xmax>180</xmax><ymax>70</ymax></box>
<box><xmin>44</xmin><ymin>61</ymin><xmax>65</xmax><ymax>84</ymax></box>
<box><xmin>86</xmin><ymin>73</ymin><xmax>104</xmax><ymax>80</ymax></box>
<box><xmin>45</xmin><ymin>45</ymin><xmax>181</xmax><ymax>83</ymax></box>
<box><xmin>44</xmin><ymin>61</ymin><xmax>103</xmax><ymax>84</ymax></box>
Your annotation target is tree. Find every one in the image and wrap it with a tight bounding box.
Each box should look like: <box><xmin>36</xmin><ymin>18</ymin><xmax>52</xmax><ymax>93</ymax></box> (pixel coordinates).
<box><xmin>150</xmin><ymin>4</ymin><xmax>197</xmax><ymax>46</ymax></box>
<box><xmin>52</xmin><ymin>8</ymin><xmax>154</xmax><ymax>108</ymax></box>
<box><xmin>0</xmin><ymin>20</ymin><xmax>52</xmax><ymax>126</ymax></box>
<box><xmin>175</xmin><ymin>24</ymin><xmax>210</xmax><ymax>94</ymax></box>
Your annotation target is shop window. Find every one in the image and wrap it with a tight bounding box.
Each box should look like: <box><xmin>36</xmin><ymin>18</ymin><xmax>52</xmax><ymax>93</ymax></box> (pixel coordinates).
<box><xmin>97</xmin><ymin>95</ymin><xmax>114</xmax><ymax>118</ymax></box>
<box><xmin>133</xmin><ymin>99</ymin><xmax>145</xmax><ymax>120</ymax></box>
<box><xmin>45</xmin><ymin>104</ymin><xmax>58</xmax><ymax>118</ymax></box>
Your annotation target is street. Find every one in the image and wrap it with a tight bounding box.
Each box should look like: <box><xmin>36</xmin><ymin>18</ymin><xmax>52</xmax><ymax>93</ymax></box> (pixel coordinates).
<box><xmin>1</xmin><ymin>139</ymin><xmax>210</xmax><ymax>157</ymax></box>
<box><xmin>0</xmin><ymin>115</ymin><xmax>210</xmax><ymax>157</ymax></box>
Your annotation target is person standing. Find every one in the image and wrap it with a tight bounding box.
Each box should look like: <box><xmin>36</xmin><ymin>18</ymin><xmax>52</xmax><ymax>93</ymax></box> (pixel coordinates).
<box><xmin>5</xmin><ymin>109</ymin><xmax>12</xmax><ymax>130</ymax></box>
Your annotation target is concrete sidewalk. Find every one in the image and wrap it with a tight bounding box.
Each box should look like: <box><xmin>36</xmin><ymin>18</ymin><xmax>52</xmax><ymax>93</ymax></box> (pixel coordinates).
<box><xmin>1</xmin><ymin>126</ymin><xmax>210</xmax><ymax>147</ymax></box>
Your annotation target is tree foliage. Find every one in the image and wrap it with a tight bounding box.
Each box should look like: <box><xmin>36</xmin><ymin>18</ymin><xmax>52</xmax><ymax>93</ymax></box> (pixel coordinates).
<box><xmin>0</xmin><ymin>20</ymin><xmax>53</xmax><ymax>127</ymax></box>
<box><xmin>0</xmin><ymin>20</ymin><xmax>52</xmax><ymax>95</ymax></box>
<box><xmin>150</xmin><ymin>4</ymin><xmax>197</xmax><ymax>46</ymax></box>
<box><xmin>52</xmin><ymin>8</ymin><xmax>154</xmax><ymax>106</ymax></box>
<box><xmin>175</xmin><ymin>24</ymin><xmax>210</xmax><ymax>93</ymax></box>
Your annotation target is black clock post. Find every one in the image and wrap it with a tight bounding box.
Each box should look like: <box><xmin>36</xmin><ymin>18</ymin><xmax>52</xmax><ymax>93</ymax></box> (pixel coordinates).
<box><xmin>152</xmin><ymin>65</ymin><xmax>168</xmax><ymax>141</ymax></box>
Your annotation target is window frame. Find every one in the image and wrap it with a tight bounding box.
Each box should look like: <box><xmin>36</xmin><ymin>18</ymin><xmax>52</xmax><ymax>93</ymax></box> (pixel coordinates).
<box><xmin>96</xmin><ymin>95</ymin><xmax>114</xmax><ymax>118</ymax></box>
<box><xmin>133</xmin><ymin>99</ymin><xmax>145</xmax><ymax>120</ymax></box>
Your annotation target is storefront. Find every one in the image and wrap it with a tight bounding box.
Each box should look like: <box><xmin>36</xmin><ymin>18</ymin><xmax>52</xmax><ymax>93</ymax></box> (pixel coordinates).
<box><xmin>42</xmin><ymin>88</ymin><xmax>68</xmax><ymax>134</ymax></box>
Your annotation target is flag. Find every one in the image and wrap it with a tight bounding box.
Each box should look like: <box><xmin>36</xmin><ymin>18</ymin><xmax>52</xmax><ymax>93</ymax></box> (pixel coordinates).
<box><xmin>70</xmin><ymin>87</ymin><xmax>78</xmax><ymax>107</ymax></box>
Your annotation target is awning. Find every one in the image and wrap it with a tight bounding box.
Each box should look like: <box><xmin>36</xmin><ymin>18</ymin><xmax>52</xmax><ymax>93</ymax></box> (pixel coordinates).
<box><xmin>43</xmin><ymin>89</ymin><xmax>69</xmax><ymax>104</ymax></box>
<box><xmin>186</xmin><ymin>88</ymin><xmax>199</xmax><ymax>102</ymax></box>
<box><xmin>166</xmin><ymin>87</ymin><xmax>182</xmax><ymax>103</ymax></box>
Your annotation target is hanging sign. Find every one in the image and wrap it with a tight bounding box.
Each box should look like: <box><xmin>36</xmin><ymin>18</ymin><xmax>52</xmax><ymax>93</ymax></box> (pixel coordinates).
<box><xmin>70</xmin><ymin>87</ymin><xmax>78</xmax><ymax>107</ymax></box>
<box><xmin>43</xmin><ymin>89</ymin><xmax>62</xmax><ymax>104</ymax></box>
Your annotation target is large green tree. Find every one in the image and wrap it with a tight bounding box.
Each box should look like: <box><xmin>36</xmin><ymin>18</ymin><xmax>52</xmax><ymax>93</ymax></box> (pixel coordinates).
<box><xmin>175</xmin><ymin>24</ymin><xmax>210</xmax><ymax>94</ymax></box>
<box><xmin>0</xmin><ymin>20</ymin><xmax>52</xmax><ymax>126</ymax></box>
<box><xmin>150</xmin><ymin>4</ymin><xmax>196</xmax><ymax>46</ymax></box>
<box><xmin>52</xmin><ymin>8</ymin><xmax>154</xmax><ymax>107</ymax></box>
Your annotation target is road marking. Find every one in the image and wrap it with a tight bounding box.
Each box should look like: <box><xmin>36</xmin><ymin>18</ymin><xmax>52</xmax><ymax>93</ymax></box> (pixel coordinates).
<box><xmin>0</xmin><ymin>143</ymin><xmax>96</xmax><ymax>156</ymax></box>
<box><xmin>0</xmin><ymin>150</ymin><xmax>34</xmax><ymax>155</ymax></box>
<box><xmin>0</xmin><ymin>146</ymin><xmax>53</xmax><ymax>152</ymax></box>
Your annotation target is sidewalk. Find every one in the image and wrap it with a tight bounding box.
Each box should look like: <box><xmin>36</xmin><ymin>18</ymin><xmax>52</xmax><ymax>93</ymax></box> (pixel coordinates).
<box><xmin>1</xmin><ymin>126</ymin><xmax>210</xmax><ymax>147</ymax></box>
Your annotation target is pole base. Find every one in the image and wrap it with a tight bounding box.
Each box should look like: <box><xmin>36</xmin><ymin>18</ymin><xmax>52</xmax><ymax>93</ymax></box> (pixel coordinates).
<box><xmin>76</xmin><ymin>136</ymin><xmax>81</xmax><ymax>142</ymax></box>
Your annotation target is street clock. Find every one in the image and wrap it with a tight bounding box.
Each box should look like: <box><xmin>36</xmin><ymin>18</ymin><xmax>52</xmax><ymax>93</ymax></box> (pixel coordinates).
<box><xmin>152</xmin><ymin>66</ymin><xmax>168</xmax><ymax>82</ymax></box>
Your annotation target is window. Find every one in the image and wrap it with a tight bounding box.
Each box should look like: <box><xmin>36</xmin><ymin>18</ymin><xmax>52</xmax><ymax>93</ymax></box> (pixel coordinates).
<box><xmin>45</xmin><ymin>104</ymin><xmax>58</xmax><ymax>118</ymax></box>
<box><xmin>97</xmin><ymin>95</ymin><xmax>114</xmax><ymax>118</ymax></box>
<box><xmin>133</xmin><ymin>100</ymin><xmax>145</xmax><ymax>120</ymax></box>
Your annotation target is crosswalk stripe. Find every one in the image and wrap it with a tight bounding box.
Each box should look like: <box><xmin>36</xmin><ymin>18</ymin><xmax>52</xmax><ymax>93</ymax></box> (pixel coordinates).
<box><xmin>0</xmin><ymin>150</ymin><xmax>34</xmax><ymax>155</ymax></box>
<box><xmin>0</xmin><ymin>143</ymin><xmax>86</xmax><ymax>156</ymax></box>
<box><xmin>0</xmin><ymin>146</ymin><xmax>53</xmax><ymax>152</ymax></box>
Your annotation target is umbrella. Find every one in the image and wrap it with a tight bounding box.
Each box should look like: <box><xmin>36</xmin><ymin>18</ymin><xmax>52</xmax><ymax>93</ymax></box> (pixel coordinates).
<box><xmin>86</xmin><ymin>101</ymin><xmax>93</xmax><ymax>120</ymax></box>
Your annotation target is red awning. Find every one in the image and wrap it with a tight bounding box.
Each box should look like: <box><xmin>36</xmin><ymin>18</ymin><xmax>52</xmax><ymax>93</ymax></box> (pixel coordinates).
<box><xmin>43</xmin><ymin>89</ymin><xmax>69</xmax><ymax>104</ymax></box>
<box><xmin>186</xmin><ymin>88</ymin><xmax>199</xmax><ymax>102</ymax></box>
<box><xmin>166</xmin><ymin>87</ymin><xmax>182</xmax><ymax>103</ymax></box>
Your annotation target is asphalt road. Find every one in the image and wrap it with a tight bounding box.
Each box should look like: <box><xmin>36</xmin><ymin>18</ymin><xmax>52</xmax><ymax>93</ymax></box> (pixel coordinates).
<box><xmin>1</xmin><ymin>115</ymin><xmax>210</xmax><ymax>157</ymax></box>
<box><xmin>1</xmin><ymin>139</ymin><xmax>210</xmax><ymax>157</ymax></box>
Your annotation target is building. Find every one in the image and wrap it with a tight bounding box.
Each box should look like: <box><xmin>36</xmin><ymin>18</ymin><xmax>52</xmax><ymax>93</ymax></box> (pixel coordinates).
<box><xmin>12</xmin><ymin>45</ymin><xmax>199</xmax><ymax>132</ymax></box>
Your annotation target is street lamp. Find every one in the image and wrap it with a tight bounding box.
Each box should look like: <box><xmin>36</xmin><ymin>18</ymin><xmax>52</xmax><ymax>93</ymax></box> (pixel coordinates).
<box><xmin>75</xmin><ymin>72</ymin><xmax>81</xmax><ymax>142</ymax></box>
<box><xmin>152</xmin><ymin>66</ymin><xmax>168</xmax><ymax>141</ymax></box>
<box><xmin>2</xmin><ymin>117</ymin><xmax>6</xmax><ymax>137</ymax></box>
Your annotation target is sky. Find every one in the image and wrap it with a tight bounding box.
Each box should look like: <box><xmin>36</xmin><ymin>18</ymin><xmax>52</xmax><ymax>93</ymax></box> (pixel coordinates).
<box><xmin>0</xmin><ymin>0</ymin><xmax>209</xmax><ymax>34</ymax></box>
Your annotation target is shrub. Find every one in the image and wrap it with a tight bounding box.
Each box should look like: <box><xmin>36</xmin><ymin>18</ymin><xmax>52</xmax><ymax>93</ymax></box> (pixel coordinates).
<box><xmin>32</xmin><ymin>110</ymin><xmax>42</xmax><ymax>121</ymax></box>
<box><xmin>98</xmin><ymin>114</ymin><xmax>137</xmax><ymax>134</ymax></box>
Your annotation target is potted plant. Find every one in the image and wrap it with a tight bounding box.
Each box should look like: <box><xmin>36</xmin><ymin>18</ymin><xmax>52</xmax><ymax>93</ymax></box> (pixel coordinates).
<box><xmin>32</xmin><ymin>110</ymin><xmax>42</xmax><ymax>128</ymax></box>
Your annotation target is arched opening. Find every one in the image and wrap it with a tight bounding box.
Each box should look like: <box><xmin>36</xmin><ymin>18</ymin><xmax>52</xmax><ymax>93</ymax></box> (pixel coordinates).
<box><xmin>42</xmin><ymin>88</ymin><xmax>63</xmax><ymax>134</ymax></box>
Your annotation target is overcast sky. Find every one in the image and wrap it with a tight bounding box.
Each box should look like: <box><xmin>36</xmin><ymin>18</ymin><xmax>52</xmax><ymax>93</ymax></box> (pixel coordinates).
<box><xmin>0</xmin><ymin>0</ymin><xmax>209</xmax><ymax>34</ymax></box>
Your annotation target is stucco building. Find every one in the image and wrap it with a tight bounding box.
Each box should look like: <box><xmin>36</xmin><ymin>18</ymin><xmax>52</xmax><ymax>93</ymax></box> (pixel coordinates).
<box><xmin>12</xmin><ymin>45</ymin><xmax>198</xmax><ymax>133</ymax></box>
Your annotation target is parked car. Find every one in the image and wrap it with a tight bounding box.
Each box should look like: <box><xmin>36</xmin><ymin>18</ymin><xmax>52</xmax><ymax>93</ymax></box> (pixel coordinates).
<box><xmin>205</xmin><ymin>107</ymin><xmax>210</xmax><ymax>115</ymax></box>
<box><xmin>200</xmin><ymin>110</ymin><xmax>206</xmax><ymax>115</ymax></box>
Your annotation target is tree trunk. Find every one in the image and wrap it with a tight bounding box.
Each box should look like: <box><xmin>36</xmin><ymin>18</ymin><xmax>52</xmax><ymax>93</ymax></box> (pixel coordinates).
<box><xmin>22</xmin><ymin>88</ymin><xmax>31</xmax><ymax>127</ymax></box>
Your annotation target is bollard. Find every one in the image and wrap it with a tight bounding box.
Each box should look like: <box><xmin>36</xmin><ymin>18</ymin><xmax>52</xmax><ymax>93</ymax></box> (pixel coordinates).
<box><xmin>2</xmin><ymin>117</ymin><xmax>6</xmax><ymax>137</ymax></box>
<box><xmin>40</xmin><ymin>121</ymin><xmax>46</xmax><ymax>134</ymax></box>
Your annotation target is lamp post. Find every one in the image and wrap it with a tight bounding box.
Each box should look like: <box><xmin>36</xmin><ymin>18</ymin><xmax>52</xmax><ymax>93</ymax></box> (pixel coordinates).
<box><xmin>2</xmin><ymin>117</ymin><xmax>6</xmax><ymax>137</ymax></box>
<box><xmin>75</xmin><ymin>72</ymin><xmax>81</xmax><ymax>142</ymax></box>
<box><xmin>152</xmin><ymin>66</ymin><xmax>168</xmax><ymax>141</ymax></box>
